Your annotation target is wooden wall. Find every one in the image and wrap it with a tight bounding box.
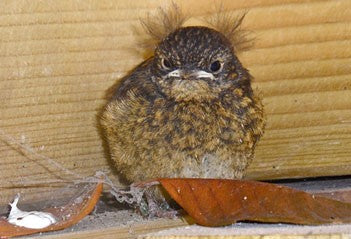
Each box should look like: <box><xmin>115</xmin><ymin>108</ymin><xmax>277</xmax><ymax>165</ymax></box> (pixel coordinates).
<box><xmin>0</xmin><ymin>0</ymin><xmax>350</xmax><ymax>205</ymax></box>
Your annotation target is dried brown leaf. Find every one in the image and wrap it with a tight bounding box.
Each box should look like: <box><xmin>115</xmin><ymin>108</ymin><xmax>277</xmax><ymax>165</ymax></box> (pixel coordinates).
<box><xmin>0</xmin><ymin>181</ymin><xmax>102</xmax><ymax>238</ymax></box>
<box><xmin>157</xmin><ymin>178</ymin><xmax>351</xmax><ymax>226</ymax></box>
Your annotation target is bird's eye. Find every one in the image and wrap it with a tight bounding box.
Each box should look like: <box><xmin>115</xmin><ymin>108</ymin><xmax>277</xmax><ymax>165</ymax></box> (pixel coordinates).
<box><xmin>161</xmin><ymin>58</ymin><xmax>172</xmax><ymax>70</ymax></box>
<box><xmin>209</xmin><ymin>60</ymin><xmax>223</xmax><ymax>73</ymax></box>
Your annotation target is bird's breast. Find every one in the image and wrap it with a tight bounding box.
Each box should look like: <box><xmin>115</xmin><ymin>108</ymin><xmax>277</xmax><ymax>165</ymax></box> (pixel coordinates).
<box><xmin>147</xmin><ymin>99</ymin><xmax>246</xmax><ymax>158</ymax></box>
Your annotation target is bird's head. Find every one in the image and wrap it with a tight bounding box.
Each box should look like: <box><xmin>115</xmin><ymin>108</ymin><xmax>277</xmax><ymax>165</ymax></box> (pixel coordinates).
<box><xmin>151</xmin><ymin>26</ymin><xmax>248</xmax><ymax>102</ymax></box>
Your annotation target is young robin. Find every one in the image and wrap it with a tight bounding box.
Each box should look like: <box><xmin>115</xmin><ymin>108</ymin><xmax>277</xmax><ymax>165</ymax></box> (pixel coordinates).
<box><xmin>101</xmin><ymin>7</ymin><xmax>265</xmax><ymax>184</ymax></box>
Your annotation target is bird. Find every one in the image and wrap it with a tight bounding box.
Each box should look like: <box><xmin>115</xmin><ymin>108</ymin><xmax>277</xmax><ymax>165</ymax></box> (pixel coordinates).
<box><xmin>101</xmin><ymin>6</ymin><xmax>265</xmax><ymax>185</ymax></box>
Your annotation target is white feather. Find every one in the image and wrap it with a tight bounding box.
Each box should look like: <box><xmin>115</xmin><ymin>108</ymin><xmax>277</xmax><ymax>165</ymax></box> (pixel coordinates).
<box><xmin>7</xmin><ymin>194</ymin><xmax>57</xmax><ymax>229</ymax></box>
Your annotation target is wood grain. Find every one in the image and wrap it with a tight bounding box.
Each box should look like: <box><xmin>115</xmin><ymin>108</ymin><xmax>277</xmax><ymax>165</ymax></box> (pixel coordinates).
<box><xmin>0</xmin><ymin>0</ymin><xmax>350</xmax><ymax>204</ymax></box>
<box><xmin>39</xmin><ymin>218</ymin><xmax>187</xmax><ymax>239</ymax></box>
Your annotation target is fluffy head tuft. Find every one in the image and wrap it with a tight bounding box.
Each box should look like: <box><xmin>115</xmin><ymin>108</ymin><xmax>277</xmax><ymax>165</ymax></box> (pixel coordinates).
<box><xmin>205</xmin><ymin>10</ymin><xmax>253</xmax><ymax>52</ymax></box>
<box><xmin>140</xmin><ymin>3</ymin><xmax>252</xmax><ymax>53</ymax></box>
<box><xmin>140</xmin><ymin>2</ymin><xmax>187</xmax><ymax>45</ymax></box>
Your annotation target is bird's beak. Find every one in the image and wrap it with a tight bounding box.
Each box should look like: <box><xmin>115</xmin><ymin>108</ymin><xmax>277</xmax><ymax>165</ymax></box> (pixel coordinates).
<box><xmin>192</xmin><ymin>70</ymin><xmax>215</xmax><ymax>80</ymax></box>
<box><xmin>167</xmin><ymin>69</ymin><xmax>181</xmax><ymax>78</ymax></box>
<box><xmin>166</xmin><ymin>69</ymin><xmax>214</xmax><ymax>81</ymax></box>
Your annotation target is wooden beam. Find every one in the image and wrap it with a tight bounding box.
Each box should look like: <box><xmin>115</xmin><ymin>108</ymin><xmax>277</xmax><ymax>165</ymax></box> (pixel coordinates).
<box><xmin>0</xmin><ymin>0</ymin><xmax>350</xmax><ymax>204</ymax></box>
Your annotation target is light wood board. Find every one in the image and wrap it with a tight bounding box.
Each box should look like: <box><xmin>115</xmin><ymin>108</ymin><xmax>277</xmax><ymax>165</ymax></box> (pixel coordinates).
<box><xmin>0</xmin><ymin>0</ymin><xmax>350</xmax><ymax>204</ymax></box>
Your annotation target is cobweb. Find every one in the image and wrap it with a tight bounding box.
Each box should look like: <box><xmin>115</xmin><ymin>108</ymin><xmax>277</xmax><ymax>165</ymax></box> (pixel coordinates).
<box><xmin>0</xmin><ymin>129</ymin><xmax>147</xmax><ymax>218</ymax></box>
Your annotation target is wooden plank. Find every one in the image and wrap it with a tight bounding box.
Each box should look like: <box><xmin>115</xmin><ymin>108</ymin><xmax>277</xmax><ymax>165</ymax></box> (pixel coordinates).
<box><xmin>0</xmin><ymin>0</ymin><xmax>350</xmax><ymax>205</ymax></box>
<box><xmin>37</xmin><ymin>219</ymin><xmax>188</xmax><ymax>239</ymax></box>
<box><xmin>42</xmin><ymin>226</ymin><xmax>351</xmax><ymax>239</ymax></box>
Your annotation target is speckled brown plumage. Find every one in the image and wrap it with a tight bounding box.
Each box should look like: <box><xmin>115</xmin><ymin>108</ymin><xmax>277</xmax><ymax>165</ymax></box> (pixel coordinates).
<box><xmin>101</xmin><ymin>16</ymin><xmax>265</xmax><ymax>183</ymax></box>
